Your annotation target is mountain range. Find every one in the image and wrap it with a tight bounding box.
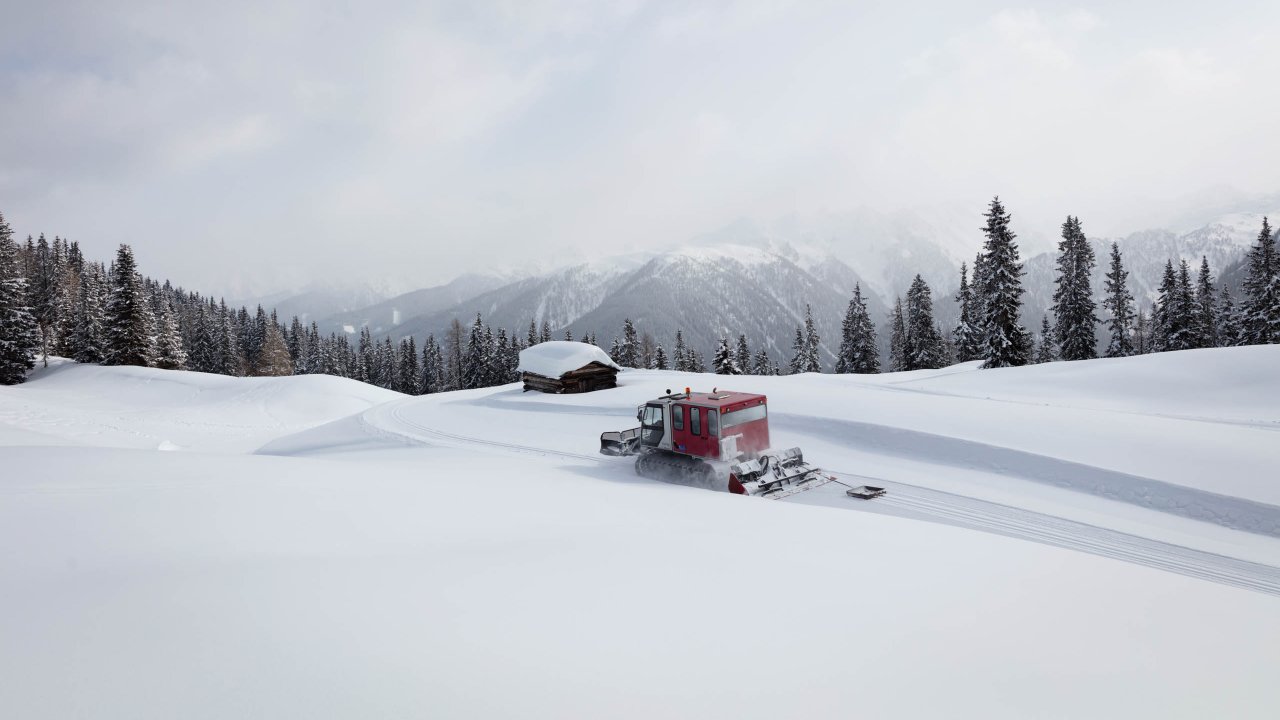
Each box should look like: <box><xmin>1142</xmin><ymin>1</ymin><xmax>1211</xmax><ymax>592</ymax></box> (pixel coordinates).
<box><xmin>264</xmin><ymin>205</ymin><xmax>1278</xmax><ymax>369</ymax></box>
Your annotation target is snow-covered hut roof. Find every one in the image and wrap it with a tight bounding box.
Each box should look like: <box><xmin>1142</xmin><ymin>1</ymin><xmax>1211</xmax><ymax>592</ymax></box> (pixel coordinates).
<box><xmin>518</xmin><ymin>341</ymin><xmax>621</xmax><ymax>378</ymax></box>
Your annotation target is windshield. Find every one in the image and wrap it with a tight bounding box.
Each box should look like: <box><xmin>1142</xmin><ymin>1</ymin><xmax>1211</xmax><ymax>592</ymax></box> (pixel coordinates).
<box><xmin>641</xmin><ymin>404</ymin><xmax>664</xmax><ymax>445</ymax></box>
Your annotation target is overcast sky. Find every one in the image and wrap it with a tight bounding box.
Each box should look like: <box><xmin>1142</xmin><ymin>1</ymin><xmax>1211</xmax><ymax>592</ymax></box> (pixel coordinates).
<box><xmin>3</xmin><ymin>1</ymin><xmax>1277</xmax><ymax>297</ymax></box>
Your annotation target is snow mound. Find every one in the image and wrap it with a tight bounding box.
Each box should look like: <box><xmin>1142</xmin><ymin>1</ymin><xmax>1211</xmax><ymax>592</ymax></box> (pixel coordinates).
<box><xmin>518</xmin><ymin>341</ymin><xmax>620</xmax><ymax>377</ymax></box>
<box><xmin>0</xmin><ymin>360</ymin><xmax>402</xmax><ymax>453</ymax></box>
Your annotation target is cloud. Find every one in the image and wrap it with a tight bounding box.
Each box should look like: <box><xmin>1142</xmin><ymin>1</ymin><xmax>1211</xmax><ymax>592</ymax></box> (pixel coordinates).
<box><xmin>2</xmin><ymin>2</ymin><xmax>1278</xmax><ymax>295</ymax></box>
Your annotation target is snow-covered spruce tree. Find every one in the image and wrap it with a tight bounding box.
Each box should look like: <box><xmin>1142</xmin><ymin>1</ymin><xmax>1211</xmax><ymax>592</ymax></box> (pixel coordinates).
<box><xmin>713</xmin><ymin>337</ymin><xmax>741</xmax><ymax>375</ymax></box>
<box><xmin>1050</xmin><ymin>216</ymin><xmax>1098</xmax><ymax>361</ymax></box>
<box><xmin>789</xmin><ymin>305</ymin><xmax>820</xmax><ymax>373</ymax></box>
<box><xmin>152</xmin><ymin>299</ymin><xmax>188</xmax><ymax>370</ymax></box>
<box><xmin>539</xmin><ymin>320</ymin><xmax>551</xmax><ymax>345</ymax></box>
<box><xmin>673</xmin><ymin>330</ymin><xmax>689</xmax><ymax>371</ymax></box>
<box><xmin>904</xmin><ymin>275</ymin><xmax>947</xmax><ymax>371</ymax></box>
<box><xmin>617</xmin><ymin>318</ymin><xmax>639</xmax><ymax>367</ymax></box>
<box><xmin>420</xmin><ymin>335</ymin><xmax>443</xmax><ymax>394</ymax></box>
<box><xmin>888</xmin><ymin>297</ymin><xmax>906</xmax><ymax>372</ymax></box>
<box><xmin>1167</xmin><ymin>260</ymin><xmax>1198</xmax><ymax>352</ymax></box>
<box><xmin>653</xmin><ymin>344</ymin><xmax>668</xmax><ymax>370</ymax></box>
<box><xmin>0</xmin><ymin>215</ymin><xmax>41</xmax><ymax>384</ymax></box>
<box><xmin>403</xmin><ymin>336</ymin><xmax>422</xmax><ymax>393</ymax></box>
<box><xmin>526</xmin><ymin>319</ymin><xmax>538</xmax><ymax>348</ymax></box>
<box><xmin>1133</xmin><ymin>305</ymin><xmax>1152</xmax><ymax>355</ymax></box>
<box><xmin>562</xmin><ymin>328</ymin><xmax>572</xmax><ymax>342</ymax></box>
<box><xmin>1100</xmin><ymin>242</ymin><xmax>1135</xmax><ymax>358</ymax></box>
<box><xmin>953</xmin><ymin>263</ymin><xmax>983</xmax><ymax>362</ymax></box>
<box><xmin>67</xmin><ymin>264</ymin><xmax>106</xmax><ymax>364</ymax></box>
<box><xmin>978</xmin><ymin>197</ymin><xmax>1030</xmax><ymax>368</ymax></box>
<box><xmin>735</xmin><ymin>335</ymin><xmax>750</xmax><ymax>374</ymax></box>
<box><xmin>461</xmin><ymin>314</ymin><xmax>488</xmax><ymax>390</ymax></box>
<box><xmin>788</xmin><ymin>327</ymin><xmax>805</xmax><ymax>374</ymax></box>
<box><xmin>216</xmin><ymin>300</ymin><xmax>242</xmax><ymax>375</ymax></box>
<box><xmin>1241</xmin><ymin>216</ymin><xmax>1279</xmax><ymax>345</ymax></box>
<box><xmin>1035</xmin><ymin>315</ymin><xmax>1055</xmax><ymax>363</ymax></box>
<box><xmin>1218</xmin><ymin>285</ymin><xmax>1240</xmax><ymax>347</ymax></box>
<box><xmin>802</xmin><ymin>304</ymin><xmax>821</xmax><ymax>373</ymax></box>
<box><xmin>836</xmin><ymin>284</ymin><xmax>880</xmax><ymax>374</ymax></box>
<box><xmin>30</xmin><ymin>234</ymin><xmax>61</xmax><ymax>364</ymax></box>
<box><xmin>1194</xmin><ymin>257</ymin><xmax>1219</xmax><ymax>349</ymax></box>
<box><xmin>689</xmin><ymin>350</ymin><xmax>707</xmax><ymax>373</ymax></box>
<box><xmin>1153</xmin><ymin>261</ymin><xmax>1176</xmax><ymax>352</ymax></box>
<box><xmin>608</xmin><ymin>336</ymin><xmax>621</xmax><ymax>362</ymax></box>
<box><xmin>103</xmin><ymin>244</ymin><xmax>156</xmax><ymax>367</ymax></box>
<box><xmin>969</xmin><ymin>251</ymin><xmax>990</xmax><ymax>343</ymax></box>
<box><xmin>751</xmin><ymin>348</ymin><xmax>771</xmax><ymax>375</ymax></box>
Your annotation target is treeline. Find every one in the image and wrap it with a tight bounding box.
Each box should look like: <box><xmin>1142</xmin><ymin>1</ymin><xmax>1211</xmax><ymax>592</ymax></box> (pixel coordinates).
<box><xmin>3</xmin><ymin>201</ymin><xmax>1279</xmax><ymax>389</ymax></box>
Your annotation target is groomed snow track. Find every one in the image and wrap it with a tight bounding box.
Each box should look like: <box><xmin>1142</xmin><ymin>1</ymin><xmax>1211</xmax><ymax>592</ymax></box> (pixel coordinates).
<box><xmin>365</xmin><ymin>400</ymin><xmax>1280</xmax><ymax>598</ymax></box>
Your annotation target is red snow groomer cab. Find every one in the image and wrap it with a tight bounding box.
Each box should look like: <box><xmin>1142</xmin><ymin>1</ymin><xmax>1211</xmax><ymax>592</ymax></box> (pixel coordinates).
<box><xmin>600</xmin><ymin>388</ymin><xmax>834</xmax><ymax>499</ymax></box>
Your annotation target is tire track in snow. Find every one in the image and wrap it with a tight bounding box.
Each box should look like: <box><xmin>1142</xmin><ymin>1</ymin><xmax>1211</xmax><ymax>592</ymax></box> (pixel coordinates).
<box><xmin>370</xmin><ymin>400</ymin><xmax>1280</xmax><ymax>597</ymax></box>
<box><xmin>825</xmin><ymin>475</ymin><xmax>1280</xmax><ymax>597</ymax></box>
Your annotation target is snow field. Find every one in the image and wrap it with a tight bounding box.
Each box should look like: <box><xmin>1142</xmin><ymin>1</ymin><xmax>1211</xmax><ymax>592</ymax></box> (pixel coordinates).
<box><xmin>2</xmin><ymin>349</ymin><xmax>1280</xmax><ymax>718</ymax></box>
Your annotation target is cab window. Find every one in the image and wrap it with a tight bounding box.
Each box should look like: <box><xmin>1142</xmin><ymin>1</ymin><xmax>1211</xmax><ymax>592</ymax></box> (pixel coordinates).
<box><xmin>690</xmin><ymin>407</ymin><xmax>701</xmax><ymax>436</ymax></box>
<box><xmin>707</xmin><ymin>410</ymin><xmax>719</xmax><ymax>437</ymax></box>
<box><xmin>673</xmin><ymin>405</ymin><xmax>684</xmax><ymax>431</ymax></box>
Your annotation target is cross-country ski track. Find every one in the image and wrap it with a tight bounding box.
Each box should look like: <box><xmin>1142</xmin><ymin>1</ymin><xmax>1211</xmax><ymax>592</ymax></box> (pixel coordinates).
<box><xmin>359</xmin><ymin>396</ymin><xmax>1280</xmax><ymax>598</ymax></box>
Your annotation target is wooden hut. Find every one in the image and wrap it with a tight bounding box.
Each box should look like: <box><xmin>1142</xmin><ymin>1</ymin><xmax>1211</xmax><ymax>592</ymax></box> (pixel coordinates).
<box><xmin>518</xmin><ymin>341</ymin><xmax>621</xmax><ymax>394</ymax></box>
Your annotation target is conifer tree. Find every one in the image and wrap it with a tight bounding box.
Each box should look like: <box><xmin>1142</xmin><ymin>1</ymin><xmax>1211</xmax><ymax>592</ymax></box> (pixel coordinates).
<box><xmin>1050</xmin><ymin>215</ymin><xmax>1098</xmax><ymax>360</ymax></box>
<box><xmin>527</xmin><ymin>319</ymin><xmax>539</xmax><ymax>348</ymax></box>
<box><xmin>540</xmin><ymin>320</ymin><xmax>551</xmax><ymax>344</ymax></box>
<box><xmin>1194</xmin><ymin>257</ymin><xmax>1218</xmax><ymax>349</ymax></box>
<box><xmin>836</xmin><ymin>284</ymin><xmax>879</xmax><ymax>373</ymax></box>
<box><xmin>1035</xmin><ymin>314</ymin><xmax>1055</xmax><ymax>363</ymax></box>
<box><xmin>953</xmin><ymin>263</ymin><xmax>983</xmax><ymax>362</ymax></box>
<box><xmin>1218</xmin><ymin>285</ymin><xmax>1240</xmax><ymax>347</ymax></box>
<box><xmin>653</xmin><ymin>344</ymin><xmax>668</xmax><ymax>370</ymax></box>
<box><xmin>788</xmin><ymin>327</ymin><xmax>806</xmax><ymax>374</ymax></box>
<box><xmin>103</xmin><ymin>244</ymin><xmax>155</xmax><ymax>367</ymax></box>
<box><xmin>802</xmin><ymin>304</ymin><xmax>821</xmax><ymax>372</ymax></box>
<box><xmin>751</xmin><ymin>349</ymin><xmax>771</xmax><ymax>375</ymax></box>
<box><xmin>398</xmin><ymin>336</ymin><xmax>420</xmax><ymax>393</ymax></box>
<box><xmin>68</xmin><ymin>265</ymin><xmax>106</xmax><ymax>364</ymax></box>
<box><xmin>1154</xmin><ymin>260</ymin><xmax>1177</xmax><ymax>352</ymax></box>
<box><xmin>420</xmin><ymin>335</ymin><xmax>443</xmax><ymax>394</ymax></box>
<box><xmin>0</xmin><ymin>214</ymin><xmax>40</xmax><ymax>384</ymax></box>
<box><xmin>978</xmin><ymin>197</ymin><xmax>1030</xmax><ymax>367</ymax></box>
<box><xmin>888</xmin><ymin>297</ymin><xmax>906</xmax><ymax>372</ymax></box>
<box><xmin>563</xmin><ymin>328</ymin><xmax>572</xmax><ymax>341</ymax></box>
<box><xmin>673</xmin><ymin>330</ymin><xmax>689</xmax><ymax>371</ymax></box>
<box><xmin>1241</xmin><ymin>216</ymin><xmax>1279</xmax><ymax>345</ymax></box>
<box><xmin>904</xmin><ymin>275</ymin><xmax>947</xmax><ymax>370</ymax></box>
<box><xmin>618</xmin><ymin>318</ymin><xmax>639</xmax><ymax>367</ymax></box>
<box><xmin>1101</xmin><ymin>242</ymin><xmax>1135</xmax><ymax>358</ymax></box>
<box><xmin>713</xmin><ymin>337</ymin><xmax>739</xmax><ymax>374</ymax></box>
<box><xmin>689</xmin><ymin>350</ymin><xmax>707</xmax><ymax>373</ymax></box>
<box><xmin>153</xmin><ymin>299</ymin><xmax>188</xmax><ymax>370</ymax></box>
<box><xmin>1133</xmin><ymin>305</ymin><xmax>1152</xmax><ymax>355</ymax></box>
<box><xmin>735</xmin><ymin>335</ymin><xmax>750</xmax><ymax>373</ymax></box>
<box><xmin>1166</xmin><ymin>260</ymin><xmax>1197</xmax><ymax>352</ymax></box>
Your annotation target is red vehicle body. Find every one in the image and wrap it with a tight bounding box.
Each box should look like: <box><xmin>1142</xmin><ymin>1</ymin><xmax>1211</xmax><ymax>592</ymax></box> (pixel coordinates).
<box><xmin>666</xmin><ymin>391</ymin><xmax>770</xmax><ymax>460</ymax></box>
<box><xmin>601</xmin><ymin>388</ymin><xmax>830</xmax><ymax>498</ymax></box>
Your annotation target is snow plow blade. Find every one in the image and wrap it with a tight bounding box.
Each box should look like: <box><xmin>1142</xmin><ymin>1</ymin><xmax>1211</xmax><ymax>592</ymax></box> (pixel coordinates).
<box><xmin>729</xmin><ymin>447</ymin><xmax>832</xmax><ymax>499</ymax></box>
<box><xmin>600</xmin><ymin>427</ymin><xmax>641</xmax><ymax>457</ymax></box>
<box><xmin>846</xmin><ymin>485</ymin><xmax>886</xmax><ymax>500</ymax></box>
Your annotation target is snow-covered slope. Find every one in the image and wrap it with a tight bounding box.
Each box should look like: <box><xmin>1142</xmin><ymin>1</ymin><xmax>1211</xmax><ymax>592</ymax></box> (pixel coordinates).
<box><xmin>0</xmin><ymin>359</ymin><xmax>402</xmax><ymax>452</ymax></box>
<box><xmin>2</xmin><ymin>352</ymin><xmax>1278</xmax><ymax>718</ymax></box>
